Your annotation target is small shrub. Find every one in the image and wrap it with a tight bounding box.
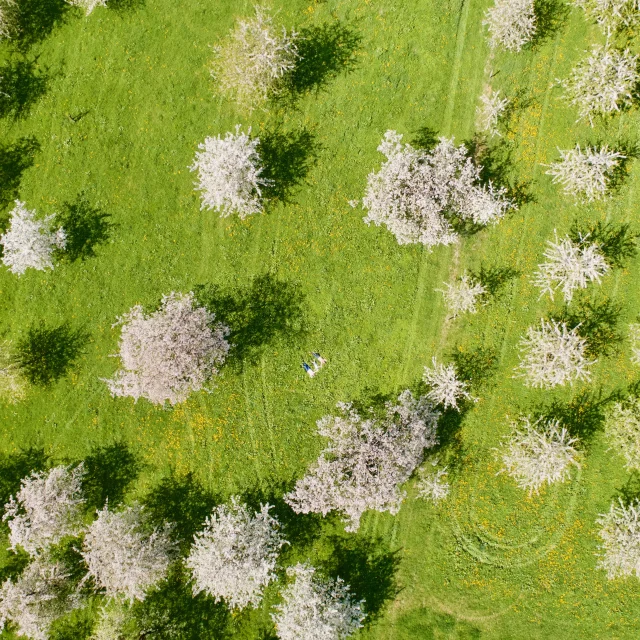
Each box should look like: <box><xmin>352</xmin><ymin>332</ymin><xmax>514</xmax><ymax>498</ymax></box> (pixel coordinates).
<box><xmin>190</xmin><ymin>126</ymin><xmax>271</xmax><ymax>219</ymax></box>
<box><xmin>561</xmin><ymin>45</ymin><xmax>639</xmax><ymax>125</ymax></box>
<box><xmin>0</xmin><ymin>201</ymin><xmax>66</xmax><ymax>276</ymax></box>
<box><xmin>498</xmin><ymin>416</ymin><xmax>581</xmax><ymax>494</ymax></box>
<box><xmin>597</xmin><ymin>499</ymin><xmax>640</xmax><ymax>579</ymax></box>
<box><xmin>545</xmin><ymin>145</ymin><xmax>625</xmax><ymax>201</ymax></box>
<box><xmin>515</xmin><ymin>318</ymin><xmax>594</xmax><ymax>388</ymax></box>
<box><xmin>484</xmin><ymin>0</ymin><xmax>536</xmax><ymax>51</ymax></box>
<box><xmin>423</xmin><ymin>358</ymin><xmax>475</xmax><ymax>410</ymax></box>
<box><xmin>533</xmin><ymin>231</ymin><xmax>609</xmax><ymax>302</ymax></box>
<box><xmin>272</xmin><ymin>563</ymin><xmax>365</xmax><ymax>640</ymax></box>
<box><xmin>211</xmin><ymin>5</ymin><xmax>298</xmax><ymax>110</ymax></box>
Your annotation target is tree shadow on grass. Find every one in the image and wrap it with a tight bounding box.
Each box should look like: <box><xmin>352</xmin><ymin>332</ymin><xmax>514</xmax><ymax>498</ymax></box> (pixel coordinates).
<box><xmin>82</xmin><ymin>442</ymin><xmax>141</xmax><ymax>511</ymax></box>
<box><xmin>569</xmin><ymin>219</ymin><xmax>639</xmax><ymax>269</ymax></box>
<box><xmin>411</xmin><ymin>126</ymin><xmax>439</xmax><ymax>152</ymax></box>
<box><xmin>131</xmin><ymin>565</ymin><xmax>232</xmax><ymax>640</ymax></box>
<box><xmin>0</xmin><ymin>137</ymin><xmax>40</xmax><ymax>211</ymax></box>
<box><xmin>144</xmin><ymin>473</ymin><xmax>220</xmax><ymax>553</ymax></box>
<box><xmin>194</xmin><ymin>273</ymin><xmax>306</xmax><ymax>365</ymax></box>
<box><xmin>14</xmin><ymin>0</ymin><xmax>69</xmax><ymax>50</ymax></box>
<box><xmin>56</xmin><ymin>196</ymin><xmax>114</xmax><ymax>262</ymax></box>
<box><xmin>260</xmin><ymin>128</ymin><xmax>318</xmax><ymax>205</ymax></box>
<box><xmin>450</xmin><ymin>345</ymin><xmax>498</xmax><ymax>391</ymax></box>
<box><xmin>241</xmin><ymin>479</ymin><xmax>326</xmax><ymax>552</ymax></box>
<box><xmin>280</xmin><ymin>21</ymin><xmax>361</xmax><ymax>102</ymax></box>
<box><xmin>534</xmin><ymin>388</ymin><xmax>613</xmax><ymax>444</ymax></box>
<box><xmin>530</xmin><ymin>0</ymin><xmax>570</xmax><ymax>48</ymax></box>
<box><xmin>15</xmin><ymin>322</ymin><xmax>88</xmax><ymax>386</ymax></box>
<box><xmin>614</xmin><ymin>472</ymin><xmax>640</xmax><ymax>506</ymax></box>
<box><xmin>0</xmin><ymin>447</ymin><xmax>48</xmax><ymax>510</ymax></box>
<box><xmin>108</xmin><ymin>0</ymin><xmax>145</xmax><ymax>13</ymax></box>
<box><xmin>550</xmin><ymin>296</ymin><xmax>623</xmax><ymax>358</ymax></box>
<box><xmin>467</xmin><ymin>135</ymin><xmax>535</xmax><ymax>209</ymax></box>
<box><xmin>469</xmin><ymin>263</ymin><xmax>520</xmax><ymax>298</ymax></box>
<box><xmin>397</xmin><ymin>608</ymin><xmax>482</xmax><ymax>639</ymax></box>
<box><xmin>320</xmin><ymin>535</ymin><xmax>401</xmax><ymax>623</ymax></box>
<box><xmin>0</xmin><ymin>59</ymin><xmax>48</xmax><ymax>120</ymax></box>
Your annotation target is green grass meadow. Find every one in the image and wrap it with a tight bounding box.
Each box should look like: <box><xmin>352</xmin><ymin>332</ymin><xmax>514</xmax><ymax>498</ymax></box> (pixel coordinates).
<box><xmin>2</xmin><ymin>0</ymin><xmax>640</xmax><ymax>637</ymax></box>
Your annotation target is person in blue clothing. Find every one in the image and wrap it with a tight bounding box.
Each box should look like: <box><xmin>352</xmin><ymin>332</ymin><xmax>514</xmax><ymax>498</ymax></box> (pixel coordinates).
<box><xmin>301</xmin><ymin>362</ymin><xmax>316</xmax><ymax>377</ymax></box>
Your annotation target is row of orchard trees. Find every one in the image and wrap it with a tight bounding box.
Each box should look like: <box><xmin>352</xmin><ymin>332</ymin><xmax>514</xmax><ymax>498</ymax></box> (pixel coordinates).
<box><xmin>0</xmin><ymin>465</ymin><xmax>365</xmax><ymax>639</ymax></box>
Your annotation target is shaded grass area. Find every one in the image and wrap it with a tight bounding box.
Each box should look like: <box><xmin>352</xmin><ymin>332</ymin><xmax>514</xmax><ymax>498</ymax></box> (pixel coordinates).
<box><xmin>0</xmin><ymin>0</ymin><xmax>639</xmax><ymax>638</ymax></box>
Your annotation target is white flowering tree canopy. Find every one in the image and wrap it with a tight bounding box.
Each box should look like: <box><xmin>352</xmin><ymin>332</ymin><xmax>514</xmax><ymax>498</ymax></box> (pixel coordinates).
<box><xmin>190</xmin><ymin>126</ymin><xmax>272</xmax><ymax>219</ymax></box>
<box><xmin>66</xmin><ymin>0</ymin><xmax>107</xmax><ymax>15</ymax></box>
<box><xmin>0</xmin><ymin>557</ymin><xmax>81</xmax><ymax>640</ymax></box>
<box><xmin>3</xmin><ymin>464</ymin><xmax>86</xmax><ymax>556</ymax></box>
<box><xmin>0</xmin><ymin>340</ymin><xmax>26</xmax><ymax>404</ymax></box>
<box><xmin>561</xmin><ymin>45</ymin><xmax>639</xmax><ymax>125</ymax></box>
<box><xmin>498</xmin><ymin>417</ymin><xmax>581</xmax><ymax>494</ymax></box>
<box><xmin>476</xmin><ymin>90</ymin><xmax>510</xmax><ymax>137</ymax></box>
<box><xmin>545</xmin><ymin>145</ymin><xmax>625</xmax><ymax>201</ymax></box>
<box><xmin>186</xmin><ymin>497</ymin><xmax>287</xmax><ymax>610</ymax></box>
<box><xmin>416</xmin><ymin>462</ymin><xmax>450</xmax><ymax>503</ymax></box>
<box><xmin>0</xmin><ymin>201</ymin><xmax>66</xmax><ymax>276</ymax></box>
<box><xmin>598</xmin><ymin>499</ymin><xmax>640</xmax><ymax>579</ymax></box>
<box><xmin>423</xmin><ymin>358</ymin><xmax>475</xmax><ymax>410</ymax></box>
<box><xmin>532</xmin><ymin>232</ymin><xmax>610</xmax><ymax>302</ymax></box>
<box><xmin>515</xmin><ymin>319</ymin><xmax>595</xmax><ymax>388</ymax></box>
<box><xmin>272</xmin><ymin>563</ymin><xmax>365</xmax><ymax>640</ymax></box>
<box><xmin>0</xmin><ymin>0</ymin><xmax>17</xmax><ymax>40</ymax></box>
<box><xmin>483</xmin><ymin>0</ymin><xmax>537</xmax><ymax>51</ymax></box>
<box><xmin>605</xmin><ymin>397</ymin><xmax>640</xmax><ymax>472</ymax></box>
<box><xmin>573</xmin><ymin>0</ymin><xmax>640</xmax><ymax>34</ymax></box>
<box><xmin>362</xmin><ymin>131</ymin><xmax>514</xmax><ymax>248</ymax></box>
<box><xmin>211</xmin><ymin>5</ymin><xmax>299</xmax><ymax>110</ymax></box>
<box><xmin>437</xmin><ymin>273</ymin><xmax>487</xmax><ymax>318</ymax></box>
<box><xmin>81</xmin><ymin>503</ymin><xmax>176</xmax><ymax>603</ymax></box>
<box><xmin>104</xmin><ymin>291</ymin><xmax>230</xmax><ymax>406</ymax></box>
<box><xmin>284</xmin><ymin>390</ymin><xmax>440</xmax><ymax>532</ymax></box>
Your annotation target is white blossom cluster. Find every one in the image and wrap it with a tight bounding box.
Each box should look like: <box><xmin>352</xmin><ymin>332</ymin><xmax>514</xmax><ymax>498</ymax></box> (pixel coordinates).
<box><xmin>476</xmin><ymin>90</ymin><xmax>510</xmax><ymax>137</ymax></box>
<box><xmin>604</xmin><ymin>398</ymin><xmax>640</xmax><ymax>472</ymax></box>
<box><xmin>3</xmin><ymin>465</ymin><xmax>86</xmax><ymax>556</ymax></box>
<box><xmin>597</xmin><ymin>499</ymin><xmax>640</xmax><ymax>579</ymax></box>
<box><xmin>532</xmin><ymin>232</ymin><xmax>609</xmax><ymax>302</ymax></box>
<box><xmin>0</xmin><ymin>557</ymin><xmax>81</xmax><ymax>640</ymax></box>
<box><xmin>0</xmin><ymin>0</ymin><xmax>17</xmax><ymax>40</ymax></box>
<box><xmin>545</xmin><ymin>145</ymin><xmax>625</xmax><ymax>201</ymax></box>
<box><xmin>437</xmin><ymin>273</ymin><xmax>487</xmax><ymax>318</ymax></box>
<box><xmin>190</xmin><ymin>126</ymin><xmax>271</xmax><ymax>219</ymax></box>
<box><xmin>484</xmin><ymin>0</ymin><xmax>537</xmax><ymax>51</ymax></box>
<box><xmin>572</xmin><ymin>0</ymin><xmax>640</xmax><ymax>34</ymax></box>
<box><xmin>0</xmin><ymin>340</ymin><xmax>26</xmax><ymax>404</ymax></box>
<box><xmin>105</xmin><ymin>291</ymin><xmax>230</xmax><ymax>405</ymax></box>
<box><xmin>416</xmin><ymin>463</ymin><xmax>450</xmax><ymax>503</ymax></box>
<box><xmin>498</xmin><ymin>417</ymin><xmax>581</xmax><ymax>494</ymax></box>
<box><xmin>423</xmin><ymin>358</ymin><xmax>475</xmax><ymax>410</ymax></box>
<box><xmin>515</xmin><ymin>319</ymin><xmax>595</xmax><ymax>388</ymax></box>
<box><xmin>211</xmin><ymin>5</ymin><xmax>299</xmax><ymax>110</ymax></box>
<box><xmin>363</xmin><ymin>131</ymin><xmax>514</xmax><ymax>248</ymax></box>
<box><xmin>285</xmin><ymin>390</ymin><xmax>440</xmax><ymax>532</ymax></box>
<box><xmin>66</xmin><ymin>0</ymin><xmax>107</xmax><ymax>15</ymax></box>
<box><xmin>272</xmin><ymin>563</ymin><xmax>365</xmax><ymax>640</ymax></box>
<box><xmin>0</xmin><ymin>201</ymin><xmax>66</xmax><ymax>276</ymax></box>
<box><xmin>81</xmin><ymin>503</ymin><xmax>176</xmax><ymax>603</ymax></box>
<box><xmin>561</xmin><ymin>45</ymin><xmax>639</xmax><ymax>125</ymax></box>
<box><xmin>186</xmin><ymin>498</ymin><xmax>287</xmax><ymax>610</ymax></box>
